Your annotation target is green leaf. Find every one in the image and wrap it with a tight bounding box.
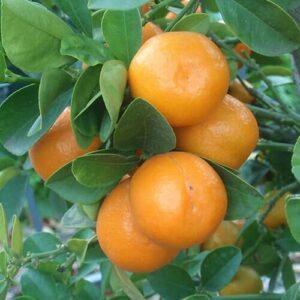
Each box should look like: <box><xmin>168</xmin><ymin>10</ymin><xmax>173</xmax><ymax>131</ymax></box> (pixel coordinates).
<box><xmin>282</xmin><ymin>282</ymin><xmax>300</xmax><ymax>300</ymax></box>
<box><xmin>171</xmin><ymin>13</ymin><xmax>210</xmax><ymax>34</ymax></box>
<box><xmin>53</xmin><ymin>0</ymin><xmax>92</xmax><ymax>37</ymax></box>
<box><xmin>0</xmin><ymin>51</ymin><xmax>6</xmax><ymax>82</ymax></box>
<box><xmin>0</xmin><ymin>280</ymin><xmax>7</xmax><ymax>300</ymax></box>
<box><xmin>282</xmin><ymin>256</ymin><xmax>296</xmax><ymax>290</ymax></box>
<box><xmin>272</xmin><ymin>0</ymin><xmax>300</xmax><ymax>10</ymax></box>
<box><xmin>46</xmin><ymin>163</ymin><xmax>114</xmax><ymax>204</ymax></box>
<box><xmin>23</xmin><ymin>232</ymin><xmax>61</xmax><ymax>255</ymax></box>
<box><xmin>148</xmin><ymin>265</ymin><xmax>195</xmax><ymax>300</ymax></box>
<box><xmin>0</xmin><ymin>175</ymin><xmax>27</xmax><ymax>221</ymax></box>
<box><xmin>71</xmin><ymin>65</ymin><xmax>102</xmax><ymax>148</ymax></box>
<box><xmin>61</xmin><ymin>34</ymin><xmax>109</xmax><ymax>66</ymax></box>
<box><xmin>209</xmin><ymin>162</ymin><xmax>264</xmax><ymax>220</ymax></box>
<box><xmin>88</xmin><ymin>0</ymin><xmax>148</xmax><ymax>10</ymax></box>
<box><xmin>99</xmin><ymin>60</ymin><xmax>127</xmax><ymax>141</ymax></box>
<box><xmin>100</xmin><ymin>261</ymin><xmax>112</xmax><ymax>299</ymax></box>
<box><xmin>200</xmin><ymin>246</ymin><xmax>242</xmax><ymax>291</ymax></box>
<box><xmin>292</xmin><ymin>137</ymin><xmax>300</xmax><ymax>181</ymax></box>
<box><xmin>216</xmin><ymin>0</ymin><xmax>300</xmax><ymax>56</ymax></box>
<box><xmin>15</xmin><ymin>297</ymin><xmax>35</xmax><ymax>300</ymax></box>
<box><xmin>102</xmin><ymin>9</ymin><xmax>142</xmax><ymax>66</ymax></box>
<box><xmin>0</xmin><ymin>166</ymin><xmax>20</xmax><ymax>188</ymax></box>
<box><xmin>114</xmin><ymin>99</ymin><xmax>176</xmax><ymax>155</ymax></box>
<box><xmin>67</xmin><ymin>239</ymin><xmax>89</xmax><ymax>264</ymax></box>
<box><xmin>0</xmin><ymin>85</ymin><xmax>71</xmax><ymax>155</ymax></box>
<box><xmin>1</xmin><ymin>0</ymin><xmax>74</xmax><ymax>72</ymax></box>
<box><xmin>286</xmin><ymin>196</ymin><xmax>300</xmax><ymax>244</ymax></box>
<box><xmin>72</xmin><ymin>153</ymin><xmax>139</xmax><ymax>187</ymax></box>
<box><xmin>74</xmin><ymin>279</ymin><xmax>99</xmax><ymax>300</ymax></box>
<box><xmin>0</xmin><ymin>251</ymin><xmax>7</xmax><ymax>276</ymax></box>
<box><xmin>0</xmin><ymin>204</ymin><xmax>8</xmax><ymax>247</ymax></box>
<box><xmin>183</xmin><ymin>296</ymin><xmax>210</xmax><ymax>300</ymax></box>
<box><xmin>11</xmin><ymin>215</ymin><xmax>23</xmax><ymax>256</ymax></box>
<box><xmin>61</xmin><ymin>204</ymin><xmax>96</xmax><ymax>228</ymax></box>
<box><xmin>28</xmin><ymin>69</ymin><xmax>73</xmax><ymax>136</ymax></box>
<box><xmin>21</xmin><ymin>268</ymin><xmax>58</xmax><ymax>299</ymax></box>
<box><xmin>112</xmin><ymin>266</ymin><xmax>146</xmax><ymax>300</ymax></box>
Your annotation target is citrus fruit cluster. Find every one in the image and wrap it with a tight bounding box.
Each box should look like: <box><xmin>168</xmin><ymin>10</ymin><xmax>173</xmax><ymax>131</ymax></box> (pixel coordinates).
<box><xmin>97</xmin><ymin>151</ymin><xmax>228</xmax><ymax>272</ymax></box>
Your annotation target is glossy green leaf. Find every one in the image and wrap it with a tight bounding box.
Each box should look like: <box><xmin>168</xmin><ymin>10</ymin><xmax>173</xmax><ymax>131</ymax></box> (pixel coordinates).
<box><xmin>46</xmin><ymin>163</ymin><xmax>115</xmax><ymax>204</ymax></box>
<box><xmin>1</xmin><ymin>0</ymin><xmax>74</xmax><ymax>72</ymax></box>
<box><xmin>148</xmin><ymin>265</ymin><xmax>195</xmax><ymax>300</ymax></box>
<box><xmin>272</xmin><ymin>0</ymin><xmax>300</xmax><ymax>10</ymax></box>
<box><xmin>0</xmin><ymin>175</ymin><xmax>27</xmax><ymax>221</ymax></box>
<box><xmin>292</xmin><ymin>137</ymin><xmax>300</xmax><ymax>181</ymax></box>
<box><xmin>71</xmin><ymin>65</ymin><xmax>102</xmax><ymax>148</ymax></box>
<box><xmin>183</xmin><ymin>296</ymin><xmax>210</xmax><ymax>300</ymax></box>
<box><xmin>23</xmin><ymin>232</ymin><xmax>61</xmax><ymax>255</ymax></box>
<box><xmin>282</xmin><ymin>282</ymin><xmax>300</xmax><ymax>300</ymax></box>
<box><xmin>0</xmin><ymin>204</ymin><xmax>8</xmax><ymax>246</ymax></box>
<box><xmin>61</xmin><ymin>34</ymin><xmax>109</xmax><ymax>66</ymax></box>
<box><xmin>61</xmin><ymin>204</ymin><xmax>96</xmax><ymax>228</ymax></box>
<box><xmin>112</xmin><ymin>266</ymin><xmax>145</xmax><ymax>300</ymax></box>
<box><xmin>0</xmin><ymin>85</ymin><xmax>70</xmax><ymax>155</ymax></box>
<box><xmin>67</xmin><ymin>239</ymin><xmax>89</xmax><ymax>264</ymax></box>
<box><xmin>286</xmin><ymin>196</ymin><xmax>300</xmax><ymax>244</ymax></box>
<box><xmin>28</xmin><ymin>69</ymin><xmax>73</xmax><ymax>136</ymax></box>
<box><xmin>11</xmin><ymin>215</ymin><xmax>23</xmax><ymax>256</ymax></box>
<box><xmin>100</xmin><ymin>261</ymin><xmax>112</xmax><ymax>299</ymax></box>
<box><xmin>74</xmin><ymin>279</ymin><xmax>99</xmax><ymax>300</ymax></box>
<box><xmin>0</xmin><ymin>251</ymin><xmax>7</xmax><ymax>276</ymax></box>
<box><xmin>53</xmin><ymin>0</ymin><xmax>92</xmax><ymax>37</ymax></box>
<box><xmin>200</xmin><ymin>246</ymin><xmax>242</xmax><ymax>291</ymax></box>
<box><xmin>102</xmin><ymin>9</ymin><xmax>142</xmax><ymax>66</ymax></box>
<box><xmin>88</xmin><ymin>0</ymin><xmax>148</xmax><ymax>10</ymax></box>
<box><xmin>282</xmin><ymin>256</ymin><xmax>296</xmax><ymax>290</ymax></box>
<box><xmin>114</xmin><ymin>99</ymin><xmax>176</xmax><ymax>155</ymax></box>
<box><xmin>216</xmin><ymin>0</ymin><xmax>300</xmax><ymax>56</ymax></box>
<box><xmin>171</xmin><ymin>13</ymin><xmax>210</xmax><ymax>34</ymax></box>
<box><xmin>210</xmin><ymin>162</ymin><xmax>264</xmax><ymax>219</ymax></box>
<box><xmin>0</xmin><ymin>166</ymin><xmax>20</xmax><ymax>189</ymax></box>
<box><xmin>100</xmin><ymin>60</ymin><xmax>127</xmax><ymax>141</ymax></box>
<box><xmin>21</xmin><ymin>268</ymin><xmax>58</xmax><ymax>299</ymax></box>
<box><xmin>0</xmin><ymin>51</ymin><xmax>6</xmax><ymax>82</ymax></box>
<box><xmin>72</xmin><ymin>153</ymin><xmax>139</xmax><ymax>187</ymax></box>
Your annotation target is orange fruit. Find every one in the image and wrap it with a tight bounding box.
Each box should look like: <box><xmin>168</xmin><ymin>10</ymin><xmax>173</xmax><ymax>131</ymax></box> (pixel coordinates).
<box><xmin>166</xmin><ymin>12</ymin><xmax>177</xmax><ymax>20</ymax></box>
<box><xmin>234</xmin><ymin>43</ymin><xmax>252</xmax><ymax>68</ymax></box>
<box><xmin>29</xmin><ymin>107</ymin><xmax>101</xmax><ymax>180</ymax></box>
<box><xmin>175</xmin><ymin>94</ymin><xmax>259</xmax><ymax>169</ymax></box>
<box><xmin>202</xmin><ymin>221</ymin><xmax>240</xmax><ymax>251</ymax></box>
<box><xmin>229</xmin><ymin>79</ymin><xmax>255</xmax><ymax>104</ymax></box>
<box><xmin>142</xmin><ymin>22</ymin><xmax>163</xmax><ymax>44</ymax></box>
<box><xmin>264</xmin><ymin>192</ymin><xmax>289</xmax><ymax>229</ymax></box>
<box><xmin>97</xmin><ymin>179</ymin><xmax>178</xmax><ymax>272</ymax></box>
<box><xmin>142</xmin><ymin>3</ymin><xmax>150</xmax><ymax>14</ymax></box>
<box><xmin>129</xmin><ymin>32</ymin><xmax>230</xmax><ymax>127</ymax></box>
<box><xmin>130</xmin><ymin>152</ymin><xmax>227</xmax><ymax>249</ymax></box>
<box><xmin>220</xmin><ymin>266</ymin><xmax>263</xmax><ymax>295</ymax></box>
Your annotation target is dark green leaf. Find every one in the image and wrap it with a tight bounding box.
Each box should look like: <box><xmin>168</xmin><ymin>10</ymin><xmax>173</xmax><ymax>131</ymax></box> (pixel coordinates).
<box><xmin>114</xmin><ymin>99</ymin><xmax>176</xmax><ymax>155</ymax></box>
<box><xmin>71</xmin><ymin>65</ymin><xmax>102</xmax><ymax>148</ymax></box>
<box><xmin>282</xmin><ymin>283</ymin><xmax>300</xmax><ymax>300</ymax></box>
<box><xmin>200</xmin><ymin>246</ymin><xmax>242</xmax><ymax>291</ymax></box>
<box><xmin>99</xmin><ymin>60</ymin><xmax>127</xmax><ymax>141</ymax></box>
<box><xmin>0</xmin><ymin>175</ymin><xmax>27</xmax><ymax>221</ymax></box>
<box><xmin>210</xmin><ymin>162</ymin><xmax>264</xmax><ymax>219</ymax></box>
<box><xmin>0</xmin><ymin>51</ymin><xmax>6</xmax><ymax>81</ymax></box>
<box><xmin>183</xmin><ymin>296</ymin><xmax>210</xmax><ymax>300</ymax></box>
<box><xmin>102</xmin><ymin>9</ymin><xmax>142</xmax><ymax>66</ymax></box>
<box><xmin>61</xmin><ymin>204</ymin><xmax>96</xmax><ymax>228</ymax></box>
<box><xmin>148</xmin><ymin>265</ymin><xmax>195</xmax><ymax>300</ymax></box>
<box><xmin>61</xmin><ymin>34</ymin><xmax>109</xmax><ymax>65</ymax></box>
<box><xmin>286</xmin><ymin>196</ymin><xmax>300</xmax><ymax>244</ymax></box>
<box><xmin>23</xmin><ymin>232</ymin><xmax>61</xmax><ymax>255</ymax></box>
<box><xmin>88</xmin><ymin>0</ymin><xmax>148</xmax><ymax>10</ymax></box>
<box><xmin>272</xmin><ymin>0</ymin><xmax>300</xmax><ymax>10</ymax></box>
<box><xmin>53</xmin><ymin>0</ymin><xmax>92</xmax><ymax>36</ymax></box>
<box><xmin>282</xmin><ymin>256</ymin><xmax>296</xmax><ymax>290</ymax></box>
<box><xmin>21</xmin><ymin>268</ymin><xmax>58</xmax><ymax>299</ymax></box>
<box><xmin>292</xmin><ymin>137</ymin><xmax>300</xmax><ymax>181</ymax></box>
<box><xmin>28</xmin><ymin>69</ymin><xmax>73</xmax><ymax>136</ymax></box>
<box><xmin>216</xmin><ymin>0</ymin><xmax>300</xmax><ymax>56</ymax></box>
<box><xmin>15</xmin><ymin>297</ymin><xmax>35</xmax><ymax>300</ymax></box>
<box><xmin>46</xmin><ymin>163</ymin><xmax>115</xmax><ymax>204</ymax></box>
<box><xmin>11</xmin><ymin>215</ymin><xmax>23</xmax><ymax>256</ymax></box>
<box><xmin>74</xmin><ymin>279</ymin><xmax>99</xmax><ymax>300</ymax></box>
<box><xmin>2</xmin><ymin>0</ymin><xmax>74</xmax><ymax>72</ymax></box>
<box><xmin>0</xmin><ymin>204</ymin><xmax>8</xmax><ymax>247</ymax></box>
<box><xmin>72</xmin><ymin>153</ymin><xmax>139</xmax><ymax>187</ymax></box>
<box><xmin>100</xmin><ymin>261</ymin><xmax>112</xmax><ymax>299</ymax></box>
<box><xmin>171</xmin><ymin>13</ymin><xmax>210</xmax><ymax>34</ymax></box>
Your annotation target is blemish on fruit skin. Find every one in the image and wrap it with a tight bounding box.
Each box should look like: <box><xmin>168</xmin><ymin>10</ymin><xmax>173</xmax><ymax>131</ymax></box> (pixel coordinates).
<box><xmin>189</xmin><ymin>185</ymin><xmax>194</xmax><ymax>191</ymax></box>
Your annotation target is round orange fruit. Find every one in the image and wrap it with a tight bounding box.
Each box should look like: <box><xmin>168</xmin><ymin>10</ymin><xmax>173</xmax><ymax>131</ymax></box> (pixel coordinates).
<box><xmin>97</xmin><ymin>179</ymin><xmax>178</xmax><ymax>273</ymax></box>
<box><xmin>130</xmin><ymin>151</ymin><xmax>228</xmax><ymax>249</ymax></box>
<box><xmin>142</xmin><ymin>22</ymin><xmax>163</xmax><ymax>44</ymax></box>
<box><xmin>29</xmin><ymin>107</ymin><xmax>101</xmax><ymax>180</ymax></box>
<box><xmin>175</xmin><ymin>94</ymin><xmax>259</xmax><ymax>169</ymax></box>
<box><xmin>229</xmin><ymin>79</ymin><xmax>255</xmax><ymax>104</ymax></box>
<box><xmin>128</xmin><ymin>32</ymin><xmax>230</xmax><ymax>127</ymax></box>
